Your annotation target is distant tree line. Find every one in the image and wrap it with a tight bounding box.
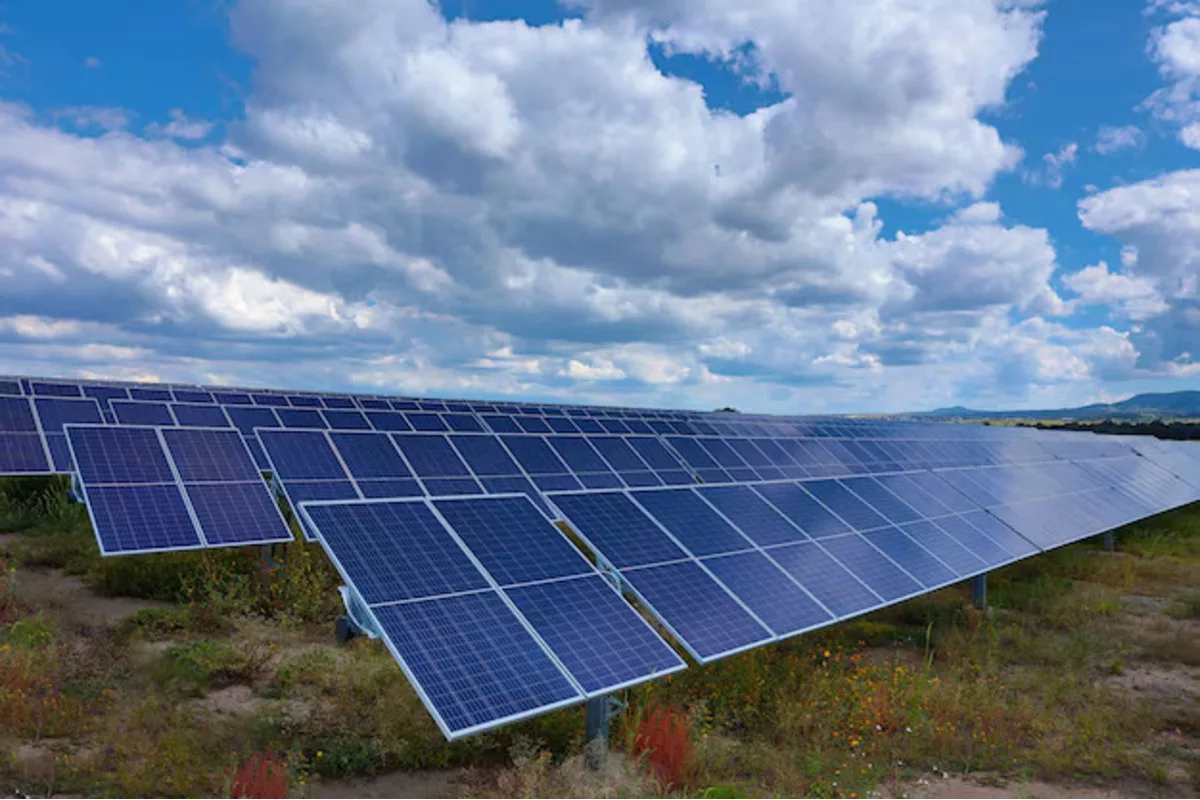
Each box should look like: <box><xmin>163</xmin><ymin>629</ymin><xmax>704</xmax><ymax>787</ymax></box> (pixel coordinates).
<box><xmin>1027</xmin><ymin>420</ymin><xmax>1200</xmax><ymax>441</ymax></box>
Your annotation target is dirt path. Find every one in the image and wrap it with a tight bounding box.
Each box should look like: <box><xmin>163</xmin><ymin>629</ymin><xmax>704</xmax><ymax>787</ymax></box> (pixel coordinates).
<box><xmin>312</xmin><ymin>769</ymin><xmax>465</xmax><ymax>799</ymax></box>
<box><xmin>886</xmin><ymin>774</ymin><xmax>1194</xmax><ymax>798</ymax></box>
<box><xmin>11</xmin><ymin>566</ymin><xmax>169</xmax><ymax>628</ymax></box>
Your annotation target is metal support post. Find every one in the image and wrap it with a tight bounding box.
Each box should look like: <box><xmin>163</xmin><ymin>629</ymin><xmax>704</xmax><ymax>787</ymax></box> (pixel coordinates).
<box><xmin>972</xmin><ymin>573</ymin><xmax>987</xmax><ymax>610</ymax></box>
<box><xmin>584</xmin><ymin>695</ymin><xmax>611</xmax><ymax>770</ymax></box>
<box><xmin>1103</xmin><ymin>530</ymin><xmax>1115</xmax><ymax>552</ymax></box>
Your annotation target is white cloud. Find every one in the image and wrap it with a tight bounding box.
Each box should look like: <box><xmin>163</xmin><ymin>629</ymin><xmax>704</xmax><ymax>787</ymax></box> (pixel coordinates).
<box><xmin>84</xmin><ymin>56</ymin><xmax>102</xmax><ymax>69</ymax></box>
<box><xmin>1025</xmin><ymin>141</ymin><xmax>1077</xmax><ymax>188</ymax></box>
<box><xmin>1094</xmin><ymin>124</ymin><xmax>1145</xmax><ymax>154</ymax></box>
<box><xmin>1144</xmin><ymin>3</ymin><xmax>1200</xmax><ymax>148</ymax></box>
<box><xmin>1062</xmin><ymin>261</ymin><xmax>1168</xmax><ymax>320</ymax></box>
<box><xmin>0</xmin><ymin>0</ymin><xmax>1164</xmax><ymax>413</ymax></box>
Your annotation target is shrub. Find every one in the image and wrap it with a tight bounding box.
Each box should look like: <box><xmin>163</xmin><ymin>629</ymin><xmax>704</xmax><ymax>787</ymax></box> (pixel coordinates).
<box><xmin>229</xmin><ymin>752</ymin><xmax>290</xmax><ymax>799</ymax></box>
<box><xmin>149</xmin><ymin>638</ymin><xmax>266</xmax><ymax>696</ymax></box>
<box><xmin>633</xmin><ymin>704</ymin><xmax>693</xmax><ymax>789</ymax></box>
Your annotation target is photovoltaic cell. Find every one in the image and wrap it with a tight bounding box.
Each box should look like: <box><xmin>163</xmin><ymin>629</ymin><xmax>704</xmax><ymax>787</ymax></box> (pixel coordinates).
<box><xmin>862</xmin><ymin>527</ymin><xmax>956</xmax><ymax>587</ymax></box>
<box><xmin>767</xmin><ymin>541</ymin><xmax>881</xmax><ymax>618</ymax></box>
<box><xmin>840</xmin><ymin>477</ymin><xmax>924</xmax><ymax>525</ymax></box>
<box><xmin>631</xmin><ymin>488</ymin><xmax>753</xmax><ymax>557</ymax></box>
<box><xmin>753</xmin><ymin>483</ymin><xmax>849</xmax><ymax>538</ymax></box>
<box><xmin>898</xmin><ymin>520</ymin><xmax>986</xmax><ymax>575</ymax></box>
<box><xmin>171</xmin><ymin>404</ymin><xmax>230</xmax><ymax>428</ymax></box>
<box><xmin>69</xmin><ymin>426</ymin><xmax>175</xmax><ymax>484</ymax></box>
<box><xmin>393</xmin><ymin>435</ymin><xmax>472</xmax><ymax>477</ymax></box>
<box><xmin>322</xmin><ymin>410</ymin><xmax>371</xmax><ymax>430</ymax></box>
<box><xmin>701</xmin><ymin>550</ymin><xmax>832</xmax><ymax>636</ymax></box>
<box><xmin>330</xmin><ymin>432</ymin><xmax>413</xmax><ymax>479</ymax></box>
<box><xmin>302</xmin><ymin>500</ymin><xmax>488</xmax><ymax>604</ymax></box>
<box><xmin>549</xmin><ymin>491</ymin><xmax>687</xmax><ymax>569</ymax></box>
<box><xmin>803</xmin><ymin>480</ymin><xmax>890</xmax><ymax>531</ymax></box>
<box><xmin>277</xmin><ymin>408</ymin><xmax>328</xmax><ymax>429</ymax></box>
<box><xmin>432</xmin><ymin>495</ymin><xmax>591</xmax><ymax>586</ymax></box>
<box><xmin>450</xmin><ymin>435</ymin><xmax>521</xmax><ymax>476</ymax></box>
<box><xmin>505</xmin><ymin>575</ymin><xmax>685</xmax><ymax>694</ymax></box>
<box><xmin>0</xmin><ymin>434</ymin><xmax>49</xmax><ymax>472</ymax></box>
<box><xmin>696</xmin><ymin>485</ymin><xmax>806</xmax><ymax>547</ymax></box>
<box><xmin>183</xmin><ymin>482</ymin><xmax>292</xmax><ymax>546</ymax></box>
<box><xmin>371</xmin><ymin>593</ymin><xmax>581</xmax><ymax>738</ymax></box>
<box><xmin>621</xmin><ymin>560</ymin><xmax>772</xmax><ymax>661</ymax></box>
<box><xmin>258</xmin><ymin>430</ymin><xmax>348</xmax><ymax>480</ymax></box>
<box><xmin>161</xmin><ymin>428</ymin><xmax>263</xmax><ymax>483</ymax></box>
<box><xmin>86</xmin><ymin>483</ymin><xmax>203</xmax><ymax>554</ymax></box>
<box><xmin>0</xmin><ymin>397</ymin><xmax>38</xmax><ymax>432</ymax></box>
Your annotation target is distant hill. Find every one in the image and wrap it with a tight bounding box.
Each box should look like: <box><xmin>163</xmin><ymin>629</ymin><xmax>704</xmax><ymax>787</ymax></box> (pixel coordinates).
<box><xmin>920</xmin><ymin>390</ymin><xmax>1200</xmax><ymax>421</ymax></box>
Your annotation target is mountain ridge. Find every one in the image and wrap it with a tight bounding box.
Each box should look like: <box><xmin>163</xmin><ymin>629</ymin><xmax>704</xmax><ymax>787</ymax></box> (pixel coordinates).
<box><xmin>919</xmin><ymin>390</ymin><xmax>1200</xmax><ymax>420</ymax></box>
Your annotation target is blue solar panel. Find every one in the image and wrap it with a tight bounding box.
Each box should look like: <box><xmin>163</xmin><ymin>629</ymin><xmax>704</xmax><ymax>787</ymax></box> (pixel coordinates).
<box><xmin>112</xmin><ymin>401</ymin><xmax>175</xmax><ymax>426</ymax></box>
<box><xmin>907</xmin><ymin>472</ymin><xmax>981</xmax><ymax>513</ymax></box>
<box><xmin>330</xmin><ymin>432</ymin><xmax>413</xmax><ymax>479</ymax></box>
<box><xmin>816</xmin><ymin>534</ymin><xmax>916</xmax><ymax>604</ymax></box>
<box><xmin>357</xmin><ymin>478</ymin><xmax>424</xmax><ymax>498</ymax></box>
<box><xmin>621</xmin><ymin>560</ymin><xmax>772</xmax><ymax>661</ymax></box>
<box><xmin>874</xmin><ymin>473</ymin><xmax>956</xmax><ymax>518</ymax></box>
<box><xmin>32</xmin><ymin>381</ymin><xmax>82</xmax><ymax>397</ymax></box>
<box><xmin>83</xmin><ymin>385</ymin><xmax>130</xmax><ymax>408</ymax></box>
<box><xmin>515</xmin><ymin>416</ymin><xmax>552</xmax><ymax>434</ymax></box>
<box><xmin>753</xmin><ymin>483</ymin><xmax>849</xmax><ymax>538</ymax></box>
<box><xmin>0</xmin><ymin>397</ymin><xmax>37</xmax><ymax>432</ymax></box>
<box><xmin>86</xmin><ymin>484</ymin><xmax>202</xmax><ymax>555</ymax></box>
<box><xmin>161</xmin><ymin>428</ymin><xmax>262</xmax><ymax>483</ymax></box>
<box><xmin>392</xmin><ymin>434</ymin><xmax>471</xmax><ymax>477</ymax></box>
<box><xmin>252</xmin><ymin>393</ymin><xmax>290</xmax><ymax>407</ymax></box>
<box><xmin>841</xmin><ymin>477</ymin><xmax>924</xmax><ymax>525</ymax></box>
<box><xmin>500</xmin><ymin>436</ymin><xmax>570</xmax><ymax>476</ymax></box>
<box><xmin>323</xmin><ymin>396</ymin><xmax>357</xmax><ymax>409</ymax></box>
<box><xmin>550</xmin><ymin>491</ymin><xmax>687</xmax><ymax>568</ymax></box>
<box><xmin>364</xmin><ymin>411</ymin><xmax>413</xmax><ymax>432</ymax></box>
<box><xmin>862</xmin><ymin>527</ymin><xmax>956</xmax><ymax>587</ymax></box>
<box><xmin>0</xmin><ymin>379</ymin><xmax>22</xmax><ymax>396</ymax></box>
<box><xmin>545</xmin><ymin>416</ymin><xmax>580</xmax><ymax>433</ymax></box>
<box><xmin>696</xmin><ymin>485</ymin><xmax>807</xmax><ymax>547</ymax></box>
<box><xmin>34</xmin><ymin>397</ymin><xmax>102</xmax><ymax>433</ymax></box>
<box><xmin>277</xmin><ymin>408</ymin><xmax>328</xmax><ymax>429</ymax></box>
<box><xmin>632</xmin><ymin>489</ymin><xmax>753</xmax><ymax>557</ymax></box>
<box><xmin>302</xmin><ymin>500</ymin><xmax>488</xmax><ymax>604</ymax></box>
<box><xmin>173</xmin><ymin>390</ymin><xmax>214</xmax><ymax>404</ymax></box>
<box><xmin>371</xmin><ymin>592</ymin><xmax>581</xmax><ymax>738</ymax></box>
<box><xmin>288</xmin><ymin>395</ymin><xmax>323</xmax><ymax>408</ymax></box>
<box><xmin>433</xmin><ymin>495</ymin><xmax>591</xmax><ymax>586</ymax></box>
<box><xmin>546</xmin><ymin>436</ymin><xmax>613</xmax><ymax>474</ymax></box>
<box><xmin>444</xmin><ymin>413</ymin><xmax>484</xmax><ymax>433</ymax></box>
<box><xmin>213</xmin><ymin>391</ymin><xmax>252</xmax><ymax>405</ymax></box>
<box><xmin>281</xmin><ymin>479</ymin><xmax>359</xmax><ymax>506</ymax></box>
<box><xmin>322</xmin><ymin>410</ymin><xmax>371</xmax><ymax>430</ymax></box>
<box><xmin>359</xmin><ymin>398</ymin><xmax>391</xmax><ymax>410</ymax></box>
<box><xmin>701</xmin><ymin>550</ymin><xmax>832</xmax><ymax>636</ymax></box>
<box><xmin>423</xmin><ymin>477</ymin><xmax>484</xmax><ymax>495</ymax></box>
<box><xmin>68</xmin><ymin>426</ymin><xmax>175</xmax><ymax>484</ymax></box>
<box><xmin>477</xmin><ymin>476</ymin><xmax>552</xmax><ymax>518</ymax></box>
<box><xmin>766</xmin><ymin>541</ymin><xmax>881</xmax><ymax>618</ymax></box>
<box><xmin>450</xmin><ymin>435</ymin><xmax>522</xmax><ymax>476</ymax></box>
<box><xmin>171</xmin><ymin>404</ymin><xmax>230</xmax><ymax>428</ymax></box>
<box><xmin>482</xmin><ymin>415</ymin><xmax>521</xmax><ymax>433</ymax></box>
<box><xmin>803</xmin><ymin>480</ymin><xmax>890</xmax><ymax>531</ymax></box>
<box><xmin>960</xmin><ymin>511</ymin><xmax>1038</xmax><ymax>557</ymax></box>
<box><xmin>0</xmin><ymin>434</ymin><xmax>50</xmax><ymax>472</ymax></box>
<box><xmin>259</xmin><ymin>430</ymin><xmax>348</xmax><ymax>480</ymax></box>
<box><xmin>506</xmin><ymin>575</ymin><xmax>684</xmax><ymax>694</ymax></box>
<box><xmin>406</xmin><ymin>413</ymin><xmax>449</xmax><ymax>432</ymax></box>
<box><xmin>226</xmin><ymin>406</ymin><xmax>280</xmax><ymax>436</ymax></box>
<box><xmin>897</xmin><ymin>520</ymin><xmax>986</xmax><ymax>575</ymax></box>
<box><xmin>183</xmin><ymin>482</ymin><xmax>292</xmax><ymax>546</ymax></box>
<box><xmin>928</xmin><ymin>515</ymin><xmax>1012</xmax><ymax>566</ymax></box>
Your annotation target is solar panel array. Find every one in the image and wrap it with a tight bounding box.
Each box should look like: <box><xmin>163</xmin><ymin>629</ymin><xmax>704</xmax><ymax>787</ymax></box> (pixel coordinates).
<box><xmin>3</xmin><ymin>373</ymin><xmax>1200</xmax><ymax>739</ymax></box>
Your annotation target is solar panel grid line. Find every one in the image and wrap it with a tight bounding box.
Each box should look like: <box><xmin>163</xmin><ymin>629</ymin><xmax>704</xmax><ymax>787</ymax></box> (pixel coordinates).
<box><xmin>443</xmin><ymin>434</ymin><xmax>557</xmax><ymax>520</ymax></box>
<box><xmin>556</xmin><ymin>487</ymin><xmax>781</xmax><ymax>657</ymax></box>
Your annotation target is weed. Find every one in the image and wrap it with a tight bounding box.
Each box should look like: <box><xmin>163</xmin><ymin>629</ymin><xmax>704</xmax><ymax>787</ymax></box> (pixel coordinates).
<box><xmin>632</xmin><ymin>705</ymin><xmax>693</xmax><ymax>789</ymax></box>
<box><xmin>149</xmin><ymin>639</ymin><xmax>267</xmax><ymax>696</ymax></box>
<box><xmin>229</xmin><ymin>751</ymin><xmax>291</xmax><ymax>798</ymax></box>
<box><xmin>2</xmin><ymin>615</ymin><xmax>57</xmax><ymax>649</ymax></box>
<box><xmin>1167</xmin><ymin>593</ymin><xmax>1200</xmax><ymax>619</ymax></box>
<box><xmin>113</xmin><ymin>605</ymin><xmax>230</xmax><ymax>641</ymax></box>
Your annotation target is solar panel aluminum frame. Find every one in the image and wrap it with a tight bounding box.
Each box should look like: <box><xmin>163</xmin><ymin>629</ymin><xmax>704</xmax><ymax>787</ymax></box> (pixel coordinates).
<box><xmin>296</xmin><ymin>494</ymin><xmax>665</xmax><ymax>740</ymax></box>
<box><xmin>67</xmin><ymin>424</ymin><xmax>292</xmax><ymax>556</ymax></box>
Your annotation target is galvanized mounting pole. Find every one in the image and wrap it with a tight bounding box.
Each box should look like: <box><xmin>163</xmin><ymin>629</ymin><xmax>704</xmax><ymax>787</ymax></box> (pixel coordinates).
<box><xmin>1103</xmin><ymin>530</ymin><xmax>1116</xmax><ymax>552</ymax></box>
<box><xmin>584</xmin><ymin>695</ymin><xmax>610</xmax><ymax>770</ymax></box>
<box><xmin>972</xmin><ymin>573</ymin><xmax>987</xmax><ymax>610</ymax></box>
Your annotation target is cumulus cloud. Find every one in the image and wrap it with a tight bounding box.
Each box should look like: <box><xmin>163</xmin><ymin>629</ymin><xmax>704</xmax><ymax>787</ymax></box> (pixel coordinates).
<box><xmin>1144</xmin><ymin>2</ymin><xmax>1200</xmax><ymax>148</ymax></box>
<box><xmin>1062</xmin><ymin>261</ymin><xmax>1168</xmax><ymax>320</ymax></box>
<box><xmin>0</xmin><ymin>0</ymin><xmax>1160</xmax><ymax>412</ymax></box>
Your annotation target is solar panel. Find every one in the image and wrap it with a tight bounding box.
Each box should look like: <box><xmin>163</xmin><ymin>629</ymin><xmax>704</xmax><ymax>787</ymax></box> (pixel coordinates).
<box><xmin>631</xmin><ymin>488</ymin><xmax>754</xmax><ymax>557</ymax></box>
<box><xmin>0</xmin><ymin>396</ymin><xmax>38</xmax><ymax>432</ymax></box>
<box><xmin>171</xmin><ymin>403</ymin><xmax>230</xmax><ymax>428</ymax></box>
<box><xmin>696</xmin><ymin>485</ymin><xmax>807</xmax><ymax>547</ymax></box>
<box><xmin>432</xmin><ymin>495</ymin><xmax>591</xmax><ymax>586</ymax></box>
<box><xmin>701</xmin><ymin>550</ymin><xmax>833</xmax><ymax>636</ymax></box>
<box><xmin>753</xmin><ymin>483</ymin><xmax>849</xmax><ymax>538</ymax></box>
<box><xmin>161</xmin><ymin>428</ymin><xmax>263</xmax><ymax>483</ymax></box>
<box><xmin>84</xmin><ymin>483</ymin><xmax>203</xmax><ymax>555</ymax></box>
<box><xmin>112</xmin><ymin>400</ymin><xmax>176</xmax><ymax>427</ymax></box>
<box><xmin>277</xmin><ymin>408</ymin><xmax>328</xmax><ymax>429</ymax></box>
<box><xmin>766</xmin><ymin>541</ymin><xmax>882</xmax><ymax>618</ymax></box>
<box><xmin>620</xmin><ymin>560</ymin><xmax>773</xmax><ymax>661</ymax></box>
<box><xmin>371</xmin><ymin>593</ymin><xmax>582</xmax><ymax>738</ymax></box>
<box><xmin>549</xmin><ymin>491</ymin><xmax>687</xmax><ymax>569</ymax></box>
<box><xmin>258</xmin><ymin>429</ymin><xmax>349</xmax><ymax>480</ymax></box>
<box><xmin>505</xmin><ymin>575</ymin><xmax>685</xmax><ymax>693</ymax></box>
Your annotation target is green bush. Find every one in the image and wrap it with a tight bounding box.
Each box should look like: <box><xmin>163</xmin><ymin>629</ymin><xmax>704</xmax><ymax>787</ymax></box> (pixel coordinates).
<box><xmin>2</xmin><ymin>614</ymin><xmax>58</xmax><ymax>648</ymax></box>
<box><xmin>149</xmin><ymin>638</ymin><xmax>266</xmax><ymax>696</ymax></box>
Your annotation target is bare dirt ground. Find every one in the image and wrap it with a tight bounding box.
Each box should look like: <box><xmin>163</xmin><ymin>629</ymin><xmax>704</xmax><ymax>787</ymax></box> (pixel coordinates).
<box><xmin>886</xmin><ymin>774</ymin><xmax>1189</xmax><ymax>798</ymax></box>
<box><xmin>312</xmin><ymin>768</ymin><xmax>467</xmax><ymax>799</ymax></box>
<box><xmin>10</xmin><ymin>566</ymin><xmax>169</xmax><ymax>629</ymax></box>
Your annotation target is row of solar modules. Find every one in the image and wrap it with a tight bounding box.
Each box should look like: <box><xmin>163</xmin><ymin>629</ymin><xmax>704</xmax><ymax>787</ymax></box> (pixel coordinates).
<box><xmin>296</xmin><ymin>444</ymin><xmax>1200</xmax><ymax>739</ymax></box>
<box><xmin>64</xmin><ymin>425</ymin><xmax>294</xmax><ymax>555</ymax></box>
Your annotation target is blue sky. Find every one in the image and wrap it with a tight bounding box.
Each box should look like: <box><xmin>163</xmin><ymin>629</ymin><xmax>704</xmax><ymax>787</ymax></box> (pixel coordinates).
<box><xmin>0</xmin><ymin>0</ymin><xmax>1197</xmax><ymax>413</ymax></box>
